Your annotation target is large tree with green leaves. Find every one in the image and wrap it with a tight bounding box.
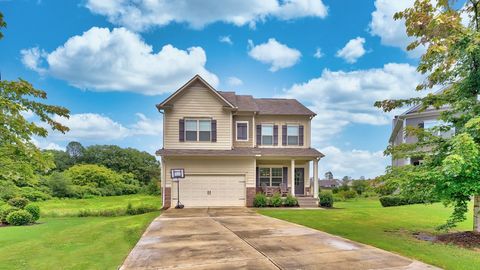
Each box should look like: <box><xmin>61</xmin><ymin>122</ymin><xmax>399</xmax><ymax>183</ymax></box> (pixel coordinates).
<box><xmin>375</xmin><ymin>0</ymin><xmax>480</xmax><ymax>231</ymax></box>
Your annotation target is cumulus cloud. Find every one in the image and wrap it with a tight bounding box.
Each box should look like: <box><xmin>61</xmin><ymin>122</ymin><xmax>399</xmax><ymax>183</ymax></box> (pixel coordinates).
<box><xmin>219</xmin><ymin>35</ymin><xmax>233</xmax><ymax>45</ymax></box>
<box><xmin>320</xmin><ymin>146</ymin><xmax>388</xmax><ymax>179</ymax></box>
<box><xmin>336</xmin><ymin>37</ymin><xmax>366</xmax><ymax>64</ymax></box>
<box><xmin>85</xmin><ymin>0</ymin><xmax>328</xmax><ymax>31</ymax></box>
<box><xmin>369</xmin><ymin>0</ymin><xmax>425</xmax><ymax>57</ymax></box>
<box><xmin>21</xmin><ymin>27</ymin><xmax>218</xmax><ymax>95</ymax></box>
<box><xmin>283</xmin><ymin>63</ymin><xmax>427</xmax><ymax>145</ymax></box>
<box><xmin>41</xmin><ymin>112</ymin><xmax>162</xmax><ymax>143</ymax></box>
<box><xmin>313</xmin><ymin>47</ymin><xmax>324</xmax><ymax>59</ymax></box>
<box><xmin>227</xmin><ymin>76</ymin><xmax>243</xmax><ymax>87</ymax></box>
<box><xmin>130</xmin><ymin>113</ymin><xmax>163</xmax><ymax>136</ymax></box>
<box><xmin>248</xmin><ymin>38</ymin><xmax>301</xmax><ymax>72</ymax></box>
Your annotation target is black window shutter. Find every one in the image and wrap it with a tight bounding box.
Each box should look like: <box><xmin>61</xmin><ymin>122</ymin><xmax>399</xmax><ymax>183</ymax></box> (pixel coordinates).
<box><xmin>256</xmin><ymin>167</ymin><xmax>259</xmax><ymax>187</ymax></box>
<box><xmin>418</xmin><ymin>122</ymin><xmax>424</xmax><ymax>129</ymax></box>
<box><xmin>179</xmin><ymin>119</ymin><xmax>185</xmax><ymax>142</ymax></box>
<box><xmin>256</xmin><ymin>125</ymin><xmax>262</xmax><ymax>146</ymax></box>
<box><xmin>282</xmin><ymin>125</ymin><xmax>287</xmax><ymax>146</ymax></box>
<box><xmin>282</xmin><ymin>167</ymin><xmax>288</xmax><ymax>185</ymax></box>
<box><xmin>299</xmin><ymin>125</ymin><xmax>304</xmax><ymax>146</ymax></box>
<box><xmin>211</xmin><ymin>120</ymin><xmax>217</xmax><ymax>142</ymax></box>
<box><xmin>273</xmin><ymin>125</ymin><xmax>278</xmax><ymax>145</ymax></box>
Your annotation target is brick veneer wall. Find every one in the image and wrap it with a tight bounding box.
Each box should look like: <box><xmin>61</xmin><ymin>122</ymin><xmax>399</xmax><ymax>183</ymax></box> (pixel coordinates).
<box><xmin>246</xmin><ymin>187</ymin><xmax>256</xmax><ymax>207</ymax></box>
<box><xmin>163</xmin><ymin>187</ymin><xmax>171</xmax><ymax>209</ymax></box>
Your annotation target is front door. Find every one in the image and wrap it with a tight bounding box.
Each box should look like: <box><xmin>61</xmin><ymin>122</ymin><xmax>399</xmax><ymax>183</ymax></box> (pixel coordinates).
<box><xmin>294</xmin><ymin>168</ymin><xmax>304</xmax><ymax>195</ymax></box>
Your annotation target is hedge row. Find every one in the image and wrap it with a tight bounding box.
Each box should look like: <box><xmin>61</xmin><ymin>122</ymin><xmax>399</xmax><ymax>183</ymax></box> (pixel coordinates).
<box><xmin>379</xmin><ymin>195</ymin><xmax>434</xmax><ymax>207</ymax></box>
<box><xmin>253</xmin><ymin>193</ymin><xmax>298</xmax><ymax>207</ymax></box>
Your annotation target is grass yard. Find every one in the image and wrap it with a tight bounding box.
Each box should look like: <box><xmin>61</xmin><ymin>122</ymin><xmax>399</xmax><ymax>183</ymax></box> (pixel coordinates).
<box><xmin>259</xmin><ymin>198</ymin><xmax>478</xmax><ymax>270</ymax></box>
<box><xmin>37</xmin><ymin>194</ymin><xmax>161</xmax><ymax>217</ymax></box>
<box><xmin>0</xmin><ymin>194</ymin><xmax>161</xmax><ymax>270</ymax></box>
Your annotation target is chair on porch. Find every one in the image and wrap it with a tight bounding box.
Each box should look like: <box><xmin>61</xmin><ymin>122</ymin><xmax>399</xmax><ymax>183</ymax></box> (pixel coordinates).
<box><xmin>280</xmin><ymin>183</ymin><xmax>289</xmax><ymax>197</ymax></box>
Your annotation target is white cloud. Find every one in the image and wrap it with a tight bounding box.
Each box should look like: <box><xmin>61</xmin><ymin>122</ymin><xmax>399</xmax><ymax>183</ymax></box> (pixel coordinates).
<box><xmin>219</xmin><ymin>35</ymin><xmax>233</xmax><ymax>45</ymax></box>
<box><xmin>336</xmin><ymin>37</ymin><xmax>366</xmax><ymax>64</ymax></box>
<box><xmin>313</xmin><ymin>47</ymin><xmax>324</xmax><ymax>59</ymax></box>
<box><xmin>31</xmin><ymin>137</ymin><xmax>65</xmax><ymax>151</ymax></box>
<box><xmin>20</xmin><ymin>47</ymin><xmax>47</xmax><ymax>74</ymax></box>
<box><xmin>369</xmin><ymin>0</ymin><xmax>425</xmax><ymax>57</ymax></box>
<box><xmin>85</xmin><ymin>0</ymin><xmax>328</xmax><ymax>31</ymax></box>
<box><xmin>248</xmin><ymin>38</ymin><xmax>301</xmax><ymax>72</ymax></box>
<box><xmin>283</xmin><ymin>63</ymin><xmax>427</xmax><ymax>145</ymax></box>
<box><xmin>320</xmin><ymin>146</ymin><xmax>387</xmax><ymax>179</ymax></box>
<box><xmin>131</xmin><ymin>113</ymin><xmax>163</xmax><ymax>136</ymax></box>
<box><xmin>227</xmin><ymin>76</ymin><xmax>243</xmax><ymax>87</ymax></box>
<box><xmin>21</xmin><ymin>27</ymin><xmax>218</xmax><ymax>95</ymax></box>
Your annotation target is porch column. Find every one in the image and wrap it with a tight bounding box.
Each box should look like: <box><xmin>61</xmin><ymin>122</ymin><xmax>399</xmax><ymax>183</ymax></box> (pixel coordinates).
<box><xmin>291</xmin><ymin>159</ymin><xmax>295</xmax><ymax>196</ymax></box>
<box><xmin>313</xmin><ymin>158</ymin><xmax>319</xmax><ymax>199</ymax></box>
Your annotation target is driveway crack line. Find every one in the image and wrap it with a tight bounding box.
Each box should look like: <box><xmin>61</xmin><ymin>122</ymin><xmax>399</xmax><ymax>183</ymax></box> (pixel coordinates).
<box><xmin>207</xmin><ymin>208</ymin><xmax>283</xmax><ymax>270</ymax></box>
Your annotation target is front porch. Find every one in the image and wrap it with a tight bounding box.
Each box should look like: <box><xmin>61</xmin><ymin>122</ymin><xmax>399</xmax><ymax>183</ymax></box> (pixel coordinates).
<box><xmin>255</xmin><ymin>157</ymin><xmax>320</xmax><ymax>199</ymax></box>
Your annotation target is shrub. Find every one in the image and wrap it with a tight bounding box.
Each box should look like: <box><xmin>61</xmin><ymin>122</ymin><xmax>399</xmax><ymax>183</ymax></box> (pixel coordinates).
<box><xmin>319</xmin><ymin>191</ymin><xmax>334</xmax><ymax>208</ymax></box>
<box><xmin>142</xmin><ymin>179</ymin><xmax>160</xmax><ymax>195</ymax></box>
<box><xmin>253</xmin><ymin>193</ymin><xmax>268</xmax><ymax>207</ymax></box>
<box><xmin>0</xmin><ymin>181</ymin><xmax>19</xmax><ymax>201</ymax></box>
<box><xmin>269</xmin><ymin>193</ymin><xmax>282</xmax><ymax>207</ymax></box>
<box><xmin>45</xmin><ymin>172</ymin><xmax>74</xmax><ymax>198</ymax></box>
<box><xmin>7</xmin><ymin>197</ymin><xmax>30</xmax><ymax>209</ymax></box>
<box><xmin>19</xmin><ymin>187</ymin><xmax>51</xmax><ymax>202</ymax></box>
<box><xmin>379</xmin><ymin>196</ymin><xmax>406</xmax><ymax>207</ymax></box>
<box><xmin>284</xmin><ymin>194</ymin><xmax>298</xmax><ymax>207</ymax></box>
<box><xmin>0</xmin><ymin>205</ymin><xmax>19</xmax><ymax>223</ymax></box>
<box><xmin>24</xmin><ymin>204</ymin><xmax>40</xmax><ymax>221</ymax></box>
<box><xmin>337</xmin><ymin>190</ymin><xmax>357</xmax><ymax>200</ymax></box>
<box><xmin>126</xmin><ymin>204</ymin><xmax>158</xmax><ymax>215</ymax></box>
<box><xmin>6</xmin><ymin>210</ymin><xmax>33</xmax><ymax>226</ymax></box>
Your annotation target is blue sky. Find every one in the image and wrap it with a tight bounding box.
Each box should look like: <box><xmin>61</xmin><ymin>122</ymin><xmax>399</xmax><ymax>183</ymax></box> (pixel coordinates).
<box><xmin>0</xmin><ymin>0</ymin><xmax>425</xmax><ymax>178</ymax></box>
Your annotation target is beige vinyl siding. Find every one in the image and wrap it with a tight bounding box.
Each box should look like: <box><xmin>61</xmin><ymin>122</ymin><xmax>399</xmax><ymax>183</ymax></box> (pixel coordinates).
<box><xmin>255</xmin><ymin>115</ymin><xmax>311</xmax><ymax>148</ymax></box>
<box><xmin>164</xmin><ymin>157</ymin><xmax>256</xmax><ymax>188</ymax></box>
<box><xmin>163</xmin><ymin>84</ymin><xmax>232</xmax><ymax>149</ymax></box>
<box><xmin>232</xmin><ymin>115</ymin><xmax>253</xmax><ymax>148</ymax></box>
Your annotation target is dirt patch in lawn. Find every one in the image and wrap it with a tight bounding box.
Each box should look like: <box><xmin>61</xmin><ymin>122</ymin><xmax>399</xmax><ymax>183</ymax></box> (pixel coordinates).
<box><xmin>436</xmin><ymin>231</ymin><xmax>480</xmax><ymax>249</ymax></box>
<box><xmin>412</xmin><ymin>231</ymin><xmax>480</xmax><ymax>250</ymax></box>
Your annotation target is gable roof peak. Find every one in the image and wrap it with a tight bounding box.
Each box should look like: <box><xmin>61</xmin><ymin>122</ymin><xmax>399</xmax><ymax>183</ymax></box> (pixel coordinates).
<box><xmin>156</xmin><ymin>74</ymin><xmax>235</xmax><ymax>110</ymax></box>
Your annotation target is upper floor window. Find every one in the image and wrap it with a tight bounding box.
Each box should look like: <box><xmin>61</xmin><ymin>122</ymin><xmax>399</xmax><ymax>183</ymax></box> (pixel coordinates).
<box><xmin>261</xmin><ymin>124</ymin><xmax>273</xmax><ymax>145</ymax></box>
<box><xmin>236</xmin><ymin>121</ymin><xmax>248</xmax><ymax>141</ymax></box>
<box><xmin>287</xmin><ymin>125</ymin><xmax>299</xmax><ymax>145</ymax></box>
<box><xmin>422</xmin><ymin>120</ymin><xmax>455</xmax><ymax>138</ymax></box>
<box><xmin>185</xmin><ymin>119</ymin><xmax>211</xmax><ymax>142</ymax></box>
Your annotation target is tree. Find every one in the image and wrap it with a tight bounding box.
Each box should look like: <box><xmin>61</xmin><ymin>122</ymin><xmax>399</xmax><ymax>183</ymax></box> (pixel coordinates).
<box><xmin>0</xmin><ymin>12</ymin><xmax>6</xmax><ymax>40</ymax></box>
<box><xmin>82</xmin><ymin>145</ymin><xmax>160</xmax><ymax>185</ymax></box>
<box><xmin>45</xmin><ymin>149</ymin><xmax>73</xmax><ymax>171</ymax></box>
<box><xmin>375</xmin><ymin>0</ymin><xmax>480</xmax><ymax>231</ymax></box>
<box><xmin>66</xmin><ymin>141</ymin><xmax>84</xmax><ymax>162</ymax></box>
<box><xmin>324</xmin><ymin>171</ymin><xmax>333</xmax><ymax>180</ymax></box>
<box><xmin>1</xmin><ymin>79</ymin><xmax>70</xmax><ymax>180</ymax></box>
<box><xmin>352</xmin><ymin>180</ymin><xmax>368</xmax><ymax>195</ymax></box>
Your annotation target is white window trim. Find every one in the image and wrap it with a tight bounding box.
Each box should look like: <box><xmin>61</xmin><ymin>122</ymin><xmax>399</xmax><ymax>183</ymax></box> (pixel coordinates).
<box><xmin>184</xmin><ymin>118</ymin><xmax>212</xmax><ymax>142</ymax></box>
<box><xmin>236</xmin><ymin>121</ymin><xmax>249</xmax><ymax>141</ymax></box>
<box><xmin>286</xmin><ymin>124</ymin><xmax>300</xmax><ymax>146</ymax></box>
<box><xmin>258</xmin><ymin>166</ymin><xmax>283</xmax><ymax>187</ymax></box>
<box><xmin>261</xmin><ymin>124</ymin><xmax>274</xmax><ymax>145</ymax></box>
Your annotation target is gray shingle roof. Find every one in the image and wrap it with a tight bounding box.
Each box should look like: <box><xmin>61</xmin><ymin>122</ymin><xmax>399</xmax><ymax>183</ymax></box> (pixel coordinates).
<box><xmin>218</xmin><ymin>91</ymin><xmax>315</xmax><ymax>116</ymax></box>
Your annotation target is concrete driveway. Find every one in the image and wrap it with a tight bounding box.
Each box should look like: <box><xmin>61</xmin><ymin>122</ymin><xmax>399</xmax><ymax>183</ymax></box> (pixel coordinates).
<box><xmin>121</xmin><ymin>208</ymin><xmax>439</xmax><ymax>270</ymax></box>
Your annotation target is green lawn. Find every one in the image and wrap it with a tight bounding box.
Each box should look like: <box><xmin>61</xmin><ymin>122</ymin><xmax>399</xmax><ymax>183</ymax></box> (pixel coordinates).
<box><xmin>0</xmin><ymin>195</ymin><xmax>161</xmax><ymax>270</ymax></box>
<box><xmin>258</xmin><ymin>198</ymin><xmax>478</xmax><ymax>270</ymax></box>
<box><xmin>36</xmin><ymin>194</ymin><xmax>161</xmax><ymax>217</ymax></box>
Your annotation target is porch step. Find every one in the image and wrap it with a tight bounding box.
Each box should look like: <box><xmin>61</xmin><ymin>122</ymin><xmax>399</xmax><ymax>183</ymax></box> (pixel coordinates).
<box><xmin>296</xmin><ymin>197</ymin><xmax>319</xmax><ymax>208</ymax></box>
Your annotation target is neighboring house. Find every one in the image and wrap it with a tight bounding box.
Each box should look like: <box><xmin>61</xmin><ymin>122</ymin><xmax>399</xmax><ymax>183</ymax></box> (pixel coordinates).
<box><xmin>389</xmin><ymin>103</ymin><xmax>453</xmax><ymax>167</ymax></box>
<box><xmin>317</xmin><ymin>179</ymin><xmax>342</xmax><ymax>189</ymax></box>
<box><xmin>156</xmin><ymin>75</ymin><xmax>324</xmax><ymax>208</ymax></box>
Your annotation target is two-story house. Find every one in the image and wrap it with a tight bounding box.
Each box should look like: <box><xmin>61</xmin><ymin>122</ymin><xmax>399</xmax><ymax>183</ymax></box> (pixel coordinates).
<box><xmin>156</xmin><ymin>75</ymin><xmax>324</xmax><ymax>208</ymax></box>
<box><xmin>389</xmin><ymin>103</ymin><xmax>452</xmax><ymax>167</ymax></box>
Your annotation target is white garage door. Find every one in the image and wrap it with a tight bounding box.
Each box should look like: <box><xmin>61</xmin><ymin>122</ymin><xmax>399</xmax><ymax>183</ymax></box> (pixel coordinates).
<box><xmin>172</xmin><ymin>175</ymin><xmax>246</xmax><ymax>207</ymax></box>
